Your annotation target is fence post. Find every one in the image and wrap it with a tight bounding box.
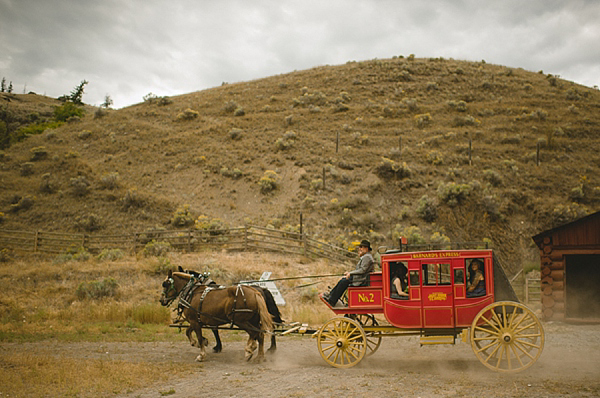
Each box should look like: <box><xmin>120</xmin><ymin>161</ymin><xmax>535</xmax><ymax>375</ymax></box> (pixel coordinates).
<box><xmin>336</xmin><ymin>132</ymin><xmax>339</xmax><ymax>153</ymax></box>
<box><xmin>468</xmin><ymin>138</ymin><xmax>472</xmax><ymax>166</ymax></box>
<box><xmin>536</xmin><ymin>142</ymin><xmax>540</xmax><ymax>166</ymax></box>
<box><xmin>322</xmin><ymin>167</ymin><xmax>326</xmax><ymax>190</ymax></box>
<box><xmin>34</xmin><ymin>230</ymin><xmax>39</xmax><ymax>252</ymax></box>
<box><xmin>244</xmin><ymin>225</ymin><xmax>248</xmax><ymax>251</ymax></box>
<box><xmin>188</xmin><ymin>229</ymin><xmax>192</xmax><ymax>252</ymax></box>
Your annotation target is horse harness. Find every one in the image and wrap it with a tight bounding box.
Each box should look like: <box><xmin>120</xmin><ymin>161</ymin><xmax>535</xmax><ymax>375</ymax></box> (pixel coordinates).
<box><xmin>173</xmin><ymin>276</ymin><xmax>257</xmax><ymax>330</ymax></box>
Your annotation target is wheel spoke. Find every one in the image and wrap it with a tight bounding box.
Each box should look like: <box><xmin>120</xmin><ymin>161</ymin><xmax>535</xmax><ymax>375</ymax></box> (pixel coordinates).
<box><xmin>510</xmin><ymin>343</ymin><xmax>525</xmax><ymax>368</ymax></box>
<box><xmin>476</xmin><ymin>339</ymin><xmax>499</xmax><ymax>354</ymax></box>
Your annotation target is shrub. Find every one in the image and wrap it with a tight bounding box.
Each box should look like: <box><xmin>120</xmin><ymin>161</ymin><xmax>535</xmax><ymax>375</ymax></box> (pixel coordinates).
<box><xmin>416</xmin><ymin>195</ymin><xmax>437</xmax><ymax>222</ymax></box>
<box><xmin>194</xmin><ymin>215</ymin><xmax>226</xmax><ymax>234</ymax></box>
<box><xmin>30</xmin><ymin>146</ymin><xmax>48</xmax><ymax>161</ymax></box>
<box><xmin>172</xmin><ymin>204</ymin><xmax>194</xmax><ymax>227</ymax></box>
<box><xmin>482</xmin><ymin>195</ymin><xmax>502</xmax><ymax>221</ymax></box>
<box><xmin>426</xmin><ymin>150</ymin><xmax>443</xmax><ymax>165</ymax></box>
<box><xmin>437</xmin><ymin>182</ymin><xmax>471</xmax><ymax>207</ymax></box>
<box><xmin>375</xmin><ymin>157</ymin><xmax>411</xmax><ymax>179</ymax></box>
<box><xmin>551</xmin><ymin>203</ymin><xmax>588</xmax><ymax>227</ymax></box>
<box><xmin>404</xmin><ymin>98</ymin><xmax>418</xmax><ymax>112</ymax></box>
<box><xmin>223</xmin><ymin>100</ymin><xmax>238</xmax><ymax>113</ymax></box>
<box><xmin>76</xmin><ymin>278</ymin><xmax>118</xmax><ymax>300</ymax></box>
<box><xmin>483</xmin><ymin>170</ymin><xmax>502</xmax><ymax>187</ymax></box>
<box><xmin>78</xmin><ymin>130</ymin><xmax>92</xmax><ymax>140</ymax></box>
<box><xmin>392</xmin><ymin>225</ymin><xmax>425</xmax><ymax>245</ymax></box>
<box><xmin>259</xmin><ymin>170</ymin><xmax>278</xmax><ymax>193</ymax></box>
<box><xmin>53</xmin><ymin>246</ymin><xmax>91</xmax><ymax>264</ymax></box>
<box><xmin>9</xmin><ymin>196</ymin><xmax>34</xmax><ymax>212</ymax></box>
<box><xmin>100</xmin><ymin>172</ymin><xmax>119</xmax><ymax>190</ymax></box>
<box><xmin>70</xmin><ymin>176</ymin><xmax>90</xmax><ymax>196</ymax></box>
<box><xmin>176</xmin><ymin>108</ymin><xmax>199</xmax><ymax>121</ymax></box>
<box><xmin>220</xmin><ymin>167</ymin><xmax>242</xmax><ymax>179</ymax></box>
<box><xmin>97</xmin><ymin>248</ymin><xmax>125</xmax><ymax>262</ymax></box>
<box><xmin>54</xmin><ymin>102</ymin><xmax>84</xmax><ymax>122</ymax></box>
<box><xmin>429</xmin><ymin>231</ymin><xmax>450</xmax><ymax>249</ymax></box>
<box><xmin>229</xmin><ymin>128</ymin><xmax>243</xmax><ymax>140</ymax></box>
<box><xmin>414</xmin><ymin>113</ymin><xmax>432</xmax><ymax>128</ymax></box>
<box><xmin>275</xmin><ymin>130</ymin><xmax>297</xmax><ymax>151</ymax></box>
<box><xmin>74</xmin><ymin>213</ymin><xmax>102</xmax><ymax>232</ymax></box>
<box><xmin>452</xmin><ymin>115</ymin><xmax>480</xmax><ymax>127</ymax></box>
<box><xmin>20</xmin><ymin>162</ymin><xmax>34</xmax><ymax>176</ymax></box>
<box><xmin>233</xmin><ymin>107</ymin><xmax>245</xmax><ymax>116</ymax></box>
<box><xmin>121</xmin><ymin>189</ymin><xmax>146</xmax><ymax>210</ymax></box>
<box><xmin>143</xmin><ymin>240</ymin><xmax>172</xmax><ymax>257</ymax></box>
<box><xmin>310</xmin><ymin>178</ymin><xmax>323</xmax><ymax>191</ymax></box>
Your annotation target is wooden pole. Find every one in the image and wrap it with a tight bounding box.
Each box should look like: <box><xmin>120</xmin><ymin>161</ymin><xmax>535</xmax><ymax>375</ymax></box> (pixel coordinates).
<box><xmin>322</xmin><ymin>167</ymin><xmax>326</xmax><ymax>190</ymax></box>
<box><xmin>299</xmin><ymin>213</ymin><xmax>303</xmax><ymax>235</ymax></box>
<box><xmin>336</xmin><ymin>132</ymin><xmax>339</xmax><ymax>153</ymax></box>
<box><xmin>468</xmin><ymin>139</ymin><xmax>472</xmax><ymax>166</ymax></box>
<box><xmin>536</xmin><ymin>142</ymin><xmax>540</xmax><ymax>166</ymax></box>
<box><xmin>399</xmin><ymin>136</ymin><xmax>402</xmax><ymax>156</ymax></box>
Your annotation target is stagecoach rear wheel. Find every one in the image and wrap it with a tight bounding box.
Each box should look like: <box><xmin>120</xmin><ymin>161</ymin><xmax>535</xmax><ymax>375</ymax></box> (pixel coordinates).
<box><xmin>351</xmin><ymin>314</ymin><xmax>382</xmax><ymax>356</ymax></box>
<box><xmin>317</xmin><ymin>317</ymin><xmax>367</xmax><ymax>368</ymax></box>
<box><xmin>470</xmin><ymin>301</ymin><xmax>544</xmax><ymax>373</ymax></box>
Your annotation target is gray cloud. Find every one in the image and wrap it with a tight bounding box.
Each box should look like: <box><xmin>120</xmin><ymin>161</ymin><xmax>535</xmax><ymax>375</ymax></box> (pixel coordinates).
<box><xmin>1</xmin><ymin>0</ymin><xmax>598</xmax><ymax>108</ymax></box>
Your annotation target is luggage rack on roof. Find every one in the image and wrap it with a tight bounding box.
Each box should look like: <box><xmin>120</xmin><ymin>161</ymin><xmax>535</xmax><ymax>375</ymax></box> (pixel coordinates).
<box><xmin>378</xmin><ymin>240</ymin><xmax>491</xmax><ymax>254</ymax></box>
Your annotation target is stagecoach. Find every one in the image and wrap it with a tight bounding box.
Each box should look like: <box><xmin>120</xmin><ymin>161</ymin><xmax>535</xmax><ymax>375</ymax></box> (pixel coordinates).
<box><xmin>315</xmin><ymin>248</ymin><xmax>544</xmax><ymax>372</ymax></box>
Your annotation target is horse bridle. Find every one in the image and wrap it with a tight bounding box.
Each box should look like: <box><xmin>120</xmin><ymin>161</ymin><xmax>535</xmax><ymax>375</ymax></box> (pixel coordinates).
<box><xmin>161</xmin><ymin>277</ymin><xmax>179</xmax><ymax>306</ymax></box>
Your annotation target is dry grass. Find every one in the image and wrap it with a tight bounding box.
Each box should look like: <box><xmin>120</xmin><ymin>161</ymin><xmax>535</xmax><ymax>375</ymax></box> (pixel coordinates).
<box><xmin>0</xmin><ymin>250</ymin><xmax>347</xmax><ymax>396</ymax></box>
<box><xmin>0</xmin><ymin>351</ymin><xmax>196</xmax><ymax>397</ymax></box>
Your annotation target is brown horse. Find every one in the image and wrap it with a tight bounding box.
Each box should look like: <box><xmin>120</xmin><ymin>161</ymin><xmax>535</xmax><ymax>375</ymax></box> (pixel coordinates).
<box><xmin>177</xmin><ymin>266</ymin><xmax>283</xmax><ymax>354</ymax></box>
<box><xmin>159</xmin><ymin>270</ymin><xmax>274</xmax><ymax>362</ymax></box>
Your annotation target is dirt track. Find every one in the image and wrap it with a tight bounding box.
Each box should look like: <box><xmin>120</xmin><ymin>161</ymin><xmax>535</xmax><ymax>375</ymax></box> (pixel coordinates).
<box><xmin>11</xmin><ymin>321</ymin><xmax>597</xmax><ymax>397</ymax></box>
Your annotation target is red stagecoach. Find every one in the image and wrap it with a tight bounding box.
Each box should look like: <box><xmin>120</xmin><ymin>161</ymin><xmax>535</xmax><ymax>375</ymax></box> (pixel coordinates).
<box><xmin>316</xmin><ymin>248</ymin><xmax>544</xmax><ymax>372</ymax></box>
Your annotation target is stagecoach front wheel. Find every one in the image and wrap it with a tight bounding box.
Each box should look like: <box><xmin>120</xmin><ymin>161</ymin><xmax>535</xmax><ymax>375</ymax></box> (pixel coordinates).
<box><xmin>470</xmin><ymin>301</ymin><xmax>544</xmax><ymax>373</ymax></box>
<box><xmin>317</xmin><ymin>317</ymin><xmax>367</xmax><ymax>368</ymax></box>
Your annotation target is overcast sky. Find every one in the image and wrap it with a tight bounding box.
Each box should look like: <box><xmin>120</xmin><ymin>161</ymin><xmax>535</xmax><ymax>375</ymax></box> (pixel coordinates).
<box><xmin>1</xmin><ymin>0</ymin><xmax>599</xmax><ymax>109</ymax></box>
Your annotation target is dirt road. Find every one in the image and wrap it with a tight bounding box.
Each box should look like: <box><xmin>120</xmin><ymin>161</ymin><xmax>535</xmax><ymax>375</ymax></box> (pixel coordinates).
<box><xmin>6</xmin><ymin>322</ymin><xmax>599</xmax><ymax>397</ymax></box>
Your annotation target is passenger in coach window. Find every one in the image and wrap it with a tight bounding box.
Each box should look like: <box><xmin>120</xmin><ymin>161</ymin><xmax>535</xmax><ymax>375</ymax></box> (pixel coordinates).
<box><xmin>390</xmin><ymin>263</ymin><xmax>409</xmax><ymax>299</ymax></box>
<box><xmin>466</xmin><ymin>259</ymin><xmax>485</xmax><ymax>297</ymax></box>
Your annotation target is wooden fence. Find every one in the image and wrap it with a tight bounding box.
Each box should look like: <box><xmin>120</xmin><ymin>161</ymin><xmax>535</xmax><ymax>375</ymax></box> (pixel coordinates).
<box><xmin>0</xmin><ymin>226</ymin><xmax>358</xmax><ymax>264</ymax></box>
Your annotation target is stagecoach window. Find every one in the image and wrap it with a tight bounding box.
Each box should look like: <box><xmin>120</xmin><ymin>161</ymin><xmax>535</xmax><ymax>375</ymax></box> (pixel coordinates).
<box><xmin>409</xmin><ymin>270</ymin><xmax>419</xmax><ymax>286</ymax></box>
<box><xmin>422</xmin><ymin>263</ymin><xmax>451</xmax><ymax>286</ymax></box>
<box><xmin>454</xmin><ymin>269</ymin><xmax>465</xmax><ymax>284</ymax></box>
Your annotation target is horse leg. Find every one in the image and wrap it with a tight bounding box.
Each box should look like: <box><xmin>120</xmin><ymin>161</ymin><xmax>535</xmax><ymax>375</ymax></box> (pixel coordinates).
<box><xmin>189</xmin><ymin>322</ymin><xmax>206</xmax><ymax>362</ymax></box>
<box><xmin>256</xmin><ymin>331</ymin><xmax>266</xmax><ymax>362</ymax></box>
<box><xmin>244</xmin><ymin>334</ymin><xmax>258</xmax><ymax>361</ymax></box>
<box><xmin>211</xmin><ymin>328</ymin><xmax>222</xmax><ymax>353</ymax></box>
<box><xmin>267</xmin><ymin>334</ymin><xmax>277</xmax><ymax>353</ymax></box>
<box><xmin>186</xmin><ymin>326</ymin><xmax>209</xmax><ymax>348</ymax></box>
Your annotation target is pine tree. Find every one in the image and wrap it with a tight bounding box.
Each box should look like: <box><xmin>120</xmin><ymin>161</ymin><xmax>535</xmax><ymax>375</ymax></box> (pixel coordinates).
<box><xmin>7</xmin><ymin>81</ymin><xmax>13</xmax><ymax>93</ymax></box>
<box><xmin>1</xmin><ymin>78</ymin><xmax>5</xmax><ymax>92</ymax></box>
<box><xmin>69</xmin><ymin>80</ymin><xmax>88</xmax><ymax>105</ymax></box>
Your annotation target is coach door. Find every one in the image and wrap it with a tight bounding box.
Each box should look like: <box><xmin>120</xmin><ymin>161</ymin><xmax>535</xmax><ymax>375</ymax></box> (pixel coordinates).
<box><xmin>420</xmin><ymin>261</ymin><xmax>454</xmax><ymax>328</ymax></box>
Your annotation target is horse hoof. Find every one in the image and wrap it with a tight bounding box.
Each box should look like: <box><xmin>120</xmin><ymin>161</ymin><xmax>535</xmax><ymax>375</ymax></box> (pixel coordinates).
<box><xmin>213</xmin><ymin>346</ymin><xmax>222</xmax><ymax>353</ymax></box>
<box><xmin>245</xmin><ymin>353</ymin><xmax>254</xmax><ymax>361</ymax></box>
<box><xmin>195</xmin><ymin>354</ymin><xmax>206</xmax><ymax>362</ymax></box>
<box><xmin>267</xmin><ymin>347</ymin><xmax>277</xmax><ymax>354</ymax></box>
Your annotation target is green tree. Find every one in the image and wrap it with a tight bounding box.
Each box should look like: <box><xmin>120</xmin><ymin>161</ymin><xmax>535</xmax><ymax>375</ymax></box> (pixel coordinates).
<box><xmin>1</xmin><ymin>78</ymin><xmax>5</xmax><ymax>92</ymax></box>
<box><xmin>69</xmin><ymin>80</ymin><xmax>88</xmax><ymax>105</ymax></box>
<box><xmin>7</xmin><ymin>81</ymin><xmax>12</xmax><ymax>93</ymax></box>
<box><xmin>101</xmin><ymin>94</ymin><xmax>113</xmax><ymax>109</ymax></box>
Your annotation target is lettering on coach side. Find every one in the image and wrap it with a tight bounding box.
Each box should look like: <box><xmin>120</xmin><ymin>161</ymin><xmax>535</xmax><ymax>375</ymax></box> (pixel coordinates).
<box><xmin>358</xmin><ymin>293</ymin><xmax>375</xmax><ymax>303</ymax></box>
<box><xmin>428</xmin><ymin>292</ymin><xmax>447</xmax><ymax>301</ymax></box>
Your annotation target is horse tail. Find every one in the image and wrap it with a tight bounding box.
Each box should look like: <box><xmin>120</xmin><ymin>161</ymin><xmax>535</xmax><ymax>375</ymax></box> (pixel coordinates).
<box><xmin>260</xmin><ymin>288</ymin><xmax>284</xmax><ymax>324</ymax></box>
<box><xmin>255</xmin><ymin>290</ymin><xmax>274</xmax><ymax>334</ymax></box>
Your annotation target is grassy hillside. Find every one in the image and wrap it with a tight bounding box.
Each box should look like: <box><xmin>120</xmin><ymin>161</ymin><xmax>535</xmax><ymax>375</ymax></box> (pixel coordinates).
<box><xmin>1</xmin><ymin>56</ymin><xmax>599</xmax><ymax>272</ymax></box>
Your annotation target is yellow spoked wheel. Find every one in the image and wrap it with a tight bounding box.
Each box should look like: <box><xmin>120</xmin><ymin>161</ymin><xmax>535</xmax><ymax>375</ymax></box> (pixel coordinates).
<box><xmin>317</xmin><ymin>317</ymin><xmax>367</xmax><ymax>368</ymax></box>
<box><xmin>470</xmin><ymin>301</ymin><xmax>544</xmax><ymax>373</ymax></box>
<box><xmin>353</xmin><ymin>314</ymin><xmax>382</xmax><ymax>356</ymax></box>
